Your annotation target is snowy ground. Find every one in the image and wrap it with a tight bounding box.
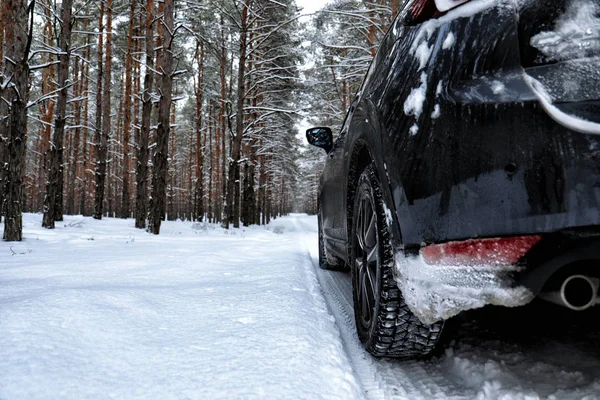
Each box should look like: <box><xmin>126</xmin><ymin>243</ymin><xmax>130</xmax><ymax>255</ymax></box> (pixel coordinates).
<box><xmin>1</xmin><ymin>214</ymin><xmax>599</xmax><ymax>400</ymax></box>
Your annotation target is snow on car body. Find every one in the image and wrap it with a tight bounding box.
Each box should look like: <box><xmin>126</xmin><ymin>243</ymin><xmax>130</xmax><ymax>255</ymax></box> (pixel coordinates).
<box><xmin>307</xmin><ymin>0</ymin><xmax>600</xmax><ymax>358</ymax></box>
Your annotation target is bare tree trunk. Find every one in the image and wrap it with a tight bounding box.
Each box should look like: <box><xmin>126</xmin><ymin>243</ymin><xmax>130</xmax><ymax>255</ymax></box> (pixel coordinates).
<box><xmin>67</xmin><ymin>57</ymin><xmax>81</xmax><ymax>216</ymax></box>
<box><xmin>120</xmin><ymin>0</ymin><xmax>137</xmax><ymax>218</ymax></box>
<box><xmin>2</xmin><ymin>0</ymin><xmax>32</xmax><ymax>241</ymax></box>
<box><xmin>216</xmin><ymin>15</ymin><xmax>227</xmax><ymax>225</ymax></box>
<box><xmin>135</xmin><ymin>0</ymin><xmax>154</xmax><ymax>229</ymax></box>
<box><xmin>93</xmin><ymin>1</ymin><xmax>105</xmax><ymax>219</ymax></box>
<box><xmin>194</xmin><ymin>40</ymin><xmax>205</xmax><ymax>222</ymax></box>
<box><xmin>259</xmin><ymin>153</ymin><xmax>266</xmax><ymax>225</ymax></box>
<box><xmin>80</xmin><ymin>14</ymin><xmax>91</xmax><ymax>216</ymax></box>
<box><xmin>266</xmin><ymin>168</ymin><xmax>272</xmax><ymax>225</ymax></box>
<box><xmin>0</xmin><ymin>1</ymin><xmax>6</xmax><ymax>224</ymax></box>
<box><xmin>94</xmin><ymin>0</ymin><xmax>112</xmax><ymax>220</ymax></box>
<box><xmin>167</xmin><ymin>104</ymin><xmax>176</xmax><ymax>221</ymax></box>
<box><xmin>37</xmin><ymin>5</ymin><xmax>56</xmax><ymax>214</ymax></box>
<box><xmin>208</xmin><ymin>102</ymin><xmax>214</xmax><ymax>222</ymax></box>
<box><xmin>112</xmin><ymin>75</ymin><xmax>125</xmax><ymax>217</ymax></box>
<box><xmin>242</xmin><ymin>162</ymin><xmax>255</xmax><ymax>227</ymax></box>
<box><xmin>147</xmin><ymin>0</ymin><xmax>174</xmax><ymax>235</ymax></box>
<box><xmin>225</xmin><ymin>0</ymin><xmax>250</xmax><ymax>229</ymax></box>
<box><xmin>43</xmin><ymin>0</ymin><xmax>72</xmax><ymax>228</ymax></box>
<box><xmin>392</xmin><ymin>0</ymin><xmax>399</xmax><ymax>19</ymax></box>
<box><xmin>368</xmin><ymin>0</ymin><xmax>376</xmax><ymax>57</ymax></box>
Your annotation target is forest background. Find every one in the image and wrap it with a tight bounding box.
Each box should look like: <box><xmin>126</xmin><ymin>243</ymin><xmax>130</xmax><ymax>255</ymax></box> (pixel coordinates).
<box><xmin>0</xmin><ymin>0</ymin><xmax>402</xmax><ymax>241</ymax></box>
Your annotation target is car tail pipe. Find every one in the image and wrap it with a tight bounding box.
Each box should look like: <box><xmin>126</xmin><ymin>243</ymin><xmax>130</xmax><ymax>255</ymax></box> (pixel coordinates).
<box><xmin>539</xmin><ymin>274</ymin><xmax>600</xmax><ymax>311</ymax></box>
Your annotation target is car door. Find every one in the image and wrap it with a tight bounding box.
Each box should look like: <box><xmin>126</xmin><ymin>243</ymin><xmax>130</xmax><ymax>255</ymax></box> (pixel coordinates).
<box><xmin>321</xmin><ymin>104</ymin><xmax>356</xmax><ymax>258</ymax></box>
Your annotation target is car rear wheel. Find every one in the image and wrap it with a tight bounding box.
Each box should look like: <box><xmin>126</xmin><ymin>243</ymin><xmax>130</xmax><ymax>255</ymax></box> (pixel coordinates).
<box><xmin>351</xmin><ymin>163</ymin><xmax>445</xmax><ymax>358</ymax></box>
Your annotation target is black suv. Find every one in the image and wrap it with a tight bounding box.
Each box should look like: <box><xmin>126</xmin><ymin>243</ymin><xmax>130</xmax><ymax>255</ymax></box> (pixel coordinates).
<box><xmin>307</xmin><ymin>0</ymin><xmax>600</xmax><ymax>359</ymax></box>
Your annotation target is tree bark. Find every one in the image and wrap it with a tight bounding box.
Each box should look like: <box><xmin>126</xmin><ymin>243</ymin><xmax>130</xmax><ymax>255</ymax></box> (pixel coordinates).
<box><xmin>135</xmin><ymin>0</ymin><xmax>155</xmax><ymax>229</ymax></box>
<box><xmin>2</xmin><ymin>0</ymin><xmax>32</xmax><ymax>241</ymax></box>
<box><xmin>80</xmin><ymin>13</ymin><xmax>91</xmax><ymax>216</ymax></box>
<box><xmin>94</xmin><ymin>0</ymin><xmax>112</xmax><ymax>220</ymax></box>
<box><xmin>208</xmin><ymin>102</ymin><xmax>214</xmax><ymax>222</ymax></box>
<box><xmin>242</xmin><ymin>162</ymin><xmax>255</xmax><ymax>226</ymax></box>
<box><xmin>167</xmin><ymin>104</ymin><xmax>176</xmax><ymax>221</ymax></box>
<box><xmin>147</xmin><ymin>0</ymin><xmax>174</xmax><ymax>235</ymax></box>
<box><xmin>67</xmin><ymin>57</ymin><xmax>81</xmax><ymax>216</ymax></box>
<box><xmin>216</xmin><ymin>14</ymin><xmax>228</xmax><ymax>225</ymax></box>
<box><xmin>36</xmin><ymin>6</ymin><xmax>56</xmax><ymax>213</ymax></box>
<box><xmin>0</xmin><ymin>1</ymin><xmax>6</xmax><ymax>224</ymax></box>
<box><xmin>120</xmin><ymin>0</ymin><xmax>137</xmax><ymax>218</ymax></box>
<box><xmin>194</xmin><ymin>40</ymin><xmax>205</xmax><ymax>222</ymax></box>
<box><xmin>43</xmin><ymin>0</ymin><xmax>72</xmax><ymax>228</ymax></box>
<box><xmin>392</xmin><ymin>0</ymin><xmax>399</xmax><ymax>19</ymax></box>
<box><xmin>225</xmin><ymin>0</ymin><xmax>250</xmax><ymax>229</ymax></box>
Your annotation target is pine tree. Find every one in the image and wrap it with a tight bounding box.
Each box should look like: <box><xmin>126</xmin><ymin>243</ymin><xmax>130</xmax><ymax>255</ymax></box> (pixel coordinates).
<box><xmin>147</xmin><ymin>0</ymin><xmax>174</xmax><ymax>234</ymax></box>
<box><xmin>135</xmin><ymin>0</ymin><xmax>155</xmax><ymax>229</ymax></box>
<box><xmin>94</xmin><ymin>0</ymin><xmax>113</xmax><ymax>220</ymax></box>
<box><xmin>43</xmin><ymin>0</ymin><xmax>73</xmax><ymax>229</ymax></box>
<box><xmin>2</xmin><ymin>0</ymin><xmax>33</xmax><ymax>241</ymax></box>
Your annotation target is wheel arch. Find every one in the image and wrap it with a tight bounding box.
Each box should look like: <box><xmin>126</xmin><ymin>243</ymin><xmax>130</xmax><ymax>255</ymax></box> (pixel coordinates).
<box><xmin>346</xmin><ymin>136</ymin><xmax>403</xmax><ymax>262</ymax></box>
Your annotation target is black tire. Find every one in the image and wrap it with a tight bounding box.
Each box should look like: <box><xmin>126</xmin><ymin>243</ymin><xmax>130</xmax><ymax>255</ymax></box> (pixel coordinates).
<box><xmin>351</xmin><ymin>163</ymin><xmax>444</xmax><ymax>358</ymax></box>
<box><xmin>318</xmin><ymin>203</ymin><xmax>349</xmax><ymax>271</ymax></box>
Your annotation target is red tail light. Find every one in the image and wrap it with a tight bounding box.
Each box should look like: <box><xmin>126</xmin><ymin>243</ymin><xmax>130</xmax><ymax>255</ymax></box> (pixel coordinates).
<box><xmin>421</xmin><ymin>235</ymin><xmax>542</xmax><ymax>267</ymax></box>
<box><xmin>409</xmin><ymin>0</ymin><xmax>438</xmax><ymax>24</ymax></box>
<box><xmin>409</xmin><ymin>0</ymin><xmax>472</xmax><ymax>24</ymax></box>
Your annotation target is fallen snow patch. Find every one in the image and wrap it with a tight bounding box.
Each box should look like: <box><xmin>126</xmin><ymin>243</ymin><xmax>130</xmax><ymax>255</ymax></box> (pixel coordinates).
<box><xmin>404</xmin><ymin>73</ymin><xmax>428</xmax><ymax>119</ymax></box>
<box><xmin>442</xmin><ymin>32</ymin><xmax>455</xmax><ymax>49</ymax></box>
<box><xmin>414</xmin><ymin>41</ymin><xmax>433</xmax><ymax>70</ymax></box>
<box><xmin>409</xmin><ymin>124</ymin><xmax>419</xmax><ymax>136</ymax></box>
<box><xmin>431</xmin><ymin>104</ymin><xmax>441</xmax><ymax>119</ymax></box>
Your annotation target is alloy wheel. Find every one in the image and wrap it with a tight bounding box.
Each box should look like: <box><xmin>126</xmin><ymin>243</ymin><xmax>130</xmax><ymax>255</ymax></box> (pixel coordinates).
<box><xmin>354</xmin><ymin>191</ymin><xmax>379</xmax><ymax>329</ymax></box>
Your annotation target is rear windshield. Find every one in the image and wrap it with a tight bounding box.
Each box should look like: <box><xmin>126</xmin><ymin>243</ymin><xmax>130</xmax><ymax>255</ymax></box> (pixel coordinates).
<box><xmin>520</xmin><ymin>0</ymin><xmax>600</xmax><ymax>67</ymax></box>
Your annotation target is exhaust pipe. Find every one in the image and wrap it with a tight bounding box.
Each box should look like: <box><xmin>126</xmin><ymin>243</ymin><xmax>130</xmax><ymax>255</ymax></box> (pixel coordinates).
<box><xmin>539</xmin><ymin>275</ymin><xmax>600</xmax><ymax>311</ymax></box>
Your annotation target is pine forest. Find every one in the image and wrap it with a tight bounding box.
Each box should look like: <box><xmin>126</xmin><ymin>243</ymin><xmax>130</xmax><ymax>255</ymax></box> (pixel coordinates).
<box><xmin>0</xmin><ymin>0</ymin><xmax>401</xmax><ymax>241</ymax></box>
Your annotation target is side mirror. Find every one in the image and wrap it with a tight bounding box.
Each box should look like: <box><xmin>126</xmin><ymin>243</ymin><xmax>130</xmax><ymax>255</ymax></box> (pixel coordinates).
<box><xmin>306</xmin><ymin>127</ymin><xmax>333</xmax><ymax>153</ymax></box>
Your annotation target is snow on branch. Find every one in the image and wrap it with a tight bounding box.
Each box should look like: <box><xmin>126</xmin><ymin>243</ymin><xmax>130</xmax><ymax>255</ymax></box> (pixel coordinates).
<box><xmin>29</xmin><ymin>60</ymin><xmax>61</xmax><ymax>71</ymax></box>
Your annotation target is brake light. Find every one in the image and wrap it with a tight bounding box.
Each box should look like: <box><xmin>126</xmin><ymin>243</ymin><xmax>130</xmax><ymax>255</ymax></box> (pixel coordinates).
<box><xmin>409</xmin><ymin>0</ymin><xmax>472</xmax><ymax>24</ymax></box>
<box><xmin>409</xmin><ymin>0</ymin><xmax>438</xmax><ymax>24</ymax></box>
<box><xmin>434</xmin><ymin>0</ymin><xmax>471</xmax><ymax>13</ymax></box>
<box><xmin>421</xmin><ymin>235</ymin><xmax>542</xmax><ymax>267</ymax></box>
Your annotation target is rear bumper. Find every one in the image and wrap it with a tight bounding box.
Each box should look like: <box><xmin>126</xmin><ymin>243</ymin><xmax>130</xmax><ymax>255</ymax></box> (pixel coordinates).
<box><xmin>394</xmin><ymin>228</ymin><xmax>600</xmax><ymax>324</ymax></box>
<box><xmin>393</xmin><ymin>251</ymin><xmax>534</xmax><ymax>325</ymax></box>
<box><xmin>515</xmin><ymin>227</ymin><xmax>600</xmax><ymax>294</ymax></box>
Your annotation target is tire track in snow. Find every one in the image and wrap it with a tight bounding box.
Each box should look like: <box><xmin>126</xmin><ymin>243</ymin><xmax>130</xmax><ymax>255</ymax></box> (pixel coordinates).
<box><xmin>289</xmin><ymin>217</ymin><xmax>385</xmax><ymax>399</ymax></box>
<box><xmin>314</xmin><ymin>266</ymin><xmax>470</xmax><ymax>400</ymax></box>
<box><xmin>290</xmin><ymin>215</ymin><xmax>474</xmax><ymax>400</ymax></box>
<box><xmin>314</xmin><ymin>267</ymin><xmax>411</xmax><ymax>400</ymax></box>
<box><xmin>290</xmin><ymin>215</ymin><xmax>600</xmax><ymax>400</ymax></box>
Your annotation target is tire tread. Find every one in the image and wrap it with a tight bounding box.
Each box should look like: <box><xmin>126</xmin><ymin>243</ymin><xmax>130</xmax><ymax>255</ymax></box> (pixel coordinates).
<box><xmin>354</xmin><ymin>164</ymin><xmax>444</xmax><ymax>359</ymax></box>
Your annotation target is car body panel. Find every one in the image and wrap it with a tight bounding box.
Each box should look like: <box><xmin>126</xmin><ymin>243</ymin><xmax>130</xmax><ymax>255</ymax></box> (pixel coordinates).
<box><xmin>317</xmin><ymin>0</ymin><xmax>600</xmax><ymax>274</ymax></box>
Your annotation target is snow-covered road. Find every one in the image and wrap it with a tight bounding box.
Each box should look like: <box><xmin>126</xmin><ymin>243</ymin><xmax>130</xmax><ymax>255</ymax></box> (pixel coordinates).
<box><xmin>1</xmin><ymin>214</ymin><xmax>599</xmax><ymax>399</ymax></box>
